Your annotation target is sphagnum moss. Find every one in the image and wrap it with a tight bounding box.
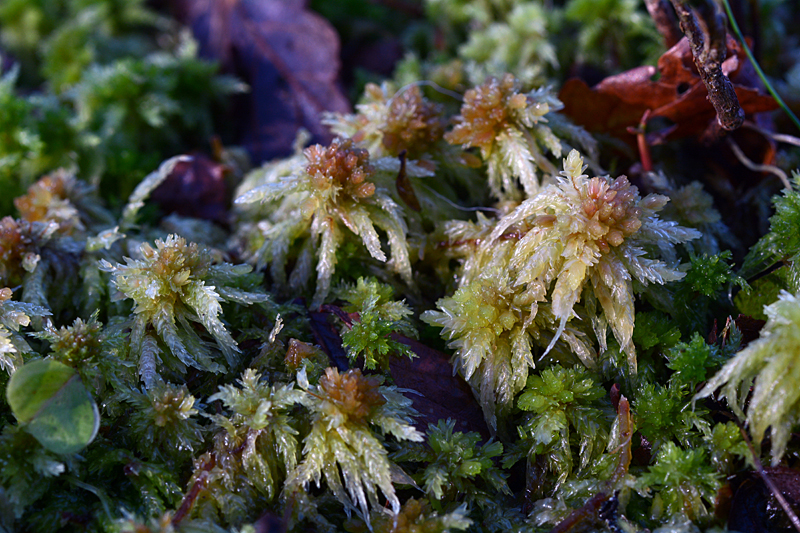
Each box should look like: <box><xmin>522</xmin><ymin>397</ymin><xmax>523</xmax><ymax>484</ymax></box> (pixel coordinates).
<box><xmin>1</xmin><ymin>3</ymin><xmax>799</xmax><ymax>530</ymax></box>
<box><xmin>100</xmin><ymin>234</ymin><xmax>269</xmax><ymax>385</ymax></box>
<box><xmin>286</xmin><ymin>367</ymin><xmax>423</xmax><ymax>526</ymax></box>
<box><xmin>235</xmin><ymin>138</ymin><xmax>413</xmax><ymax>308</ymax></box>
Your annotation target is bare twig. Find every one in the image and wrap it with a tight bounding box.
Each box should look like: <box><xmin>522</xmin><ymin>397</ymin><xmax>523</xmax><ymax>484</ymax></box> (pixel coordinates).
<box><xmin>720</xmin><ymin>0</ymin><xmax>800</xmax><ymax>133</ymax></box>
<box><xmin>644</xmin><ymin>0</ymin><xmax>683</xmax><ymax>47</ymax></box>
<box><xmin>669</xmin><ymin>0</ymin><xmax>744</xmax><ymax>130</ymax></box>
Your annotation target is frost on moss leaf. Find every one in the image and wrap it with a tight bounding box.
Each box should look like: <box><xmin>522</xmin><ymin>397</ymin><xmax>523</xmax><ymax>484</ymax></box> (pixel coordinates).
<box><xmin>697</xmin><ymin>290</ymin><xmax>800</xmax><ymax>464</ymax></box>
<box><xmin>481</xmin><ymin>149</ymin><xmax>699</xmax><ymax>371</ymax></box>
<box><xmin>445</xmin><ymin>74</ymin><xmax>596</xmax><ymax>201</ymax></box>
<box><xmin>234</xmin><ymin>138</ymin><xmax>413</xmax><ymax>308</ymax></box>
<box><xmin>286</xmin><ymin>367</ymin><xmax>423</xmax><ymax>525</ymax></box>
<box><xmin>99</xmin><ymin>234</ymin><xmax>269</xmax><ymax>386</ymax></box>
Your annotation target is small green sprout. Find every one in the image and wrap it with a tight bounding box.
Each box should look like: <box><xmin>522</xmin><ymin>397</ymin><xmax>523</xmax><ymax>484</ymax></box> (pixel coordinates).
<box><xmin>517</xmin><ymin>364</ymin><xmax>609</xmax><ymax>489</ymax></box>
<box><xmin>338</xmin><ymin>277</ymin><xmax>417</xmax><ymax>371</ymax></box>
<box><xmin>194</xmin><ymin>369</ymin><xmax>305</xmax><ymax>522</ymax></box>
<box><xmin>634</xmin><ymin>381</ymin><xmax>709</xmax><ymax>453</ymax></box>
<box><xmin>637</xmin><ymin>442</ymin><xmax>721</xmax><ymax>524</ymax></box>
<box><xmin>120</xmin><ymin>381</ymin><xmax>203</xmax><ymax>465</ymax></box>
<box><xmin>405</xmin><ymin>419</ymin><xmax>510</xmax><ymax>509</ymax></box>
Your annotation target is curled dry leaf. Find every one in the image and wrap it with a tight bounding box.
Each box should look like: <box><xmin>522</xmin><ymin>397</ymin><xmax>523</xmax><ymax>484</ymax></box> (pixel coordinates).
<box><xmin>176</xmin><ymin>0</ymin><xmax>351</xmax><ymax>162</ymax></box>
<box><xmin>150</xmin><ymin>153</ymin><xmax>229</xmax><ymax>223</ymax></box>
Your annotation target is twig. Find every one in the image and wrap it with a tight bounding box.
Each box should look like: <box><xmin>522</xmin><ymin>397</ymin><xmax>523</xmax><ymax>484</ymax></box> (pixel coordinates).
<box><xmin>726</xmin><ymin>136</ymin><xmax>791</xmax><ymax>189</ymax></box>
<box><xmin>669</xmin><ymin>0</ymin><xmax>744</xmax><ymax>130</ymax></box>
<box><xmin>644</xmin><ymin>0</ymin><xmax>683</xmax><ymax>47</ymax></box>
<box><xmin>720</xmin><ymin>0</ymin><xmax>800</xmax><ymax>133</ymax></box>
<box><xmin>739</xmin><ymin>426</ymin><xmax>800</xmax><ymax>533</ymax></box>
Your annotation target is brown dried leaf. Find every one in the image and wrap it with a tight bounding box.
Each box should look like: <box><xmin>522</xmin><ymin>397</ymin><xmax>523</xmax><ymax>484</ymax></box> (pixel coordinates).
<box><xmin>560</xmin><ymin>36</ymin><xmax>778</xmax><ymax>143</ymax></box>
<box><xmin>176</xmin><ymin>0</ymin><xmax>351</xmax><ymax>163</ymax></box>
<box><xmin>150</xmin><ymin>153</ymin><xmax>229</xmax><ymax>223</ymax></box>
<box><xmin>389</xmin><ymin>333</ymin><xmax>488</xmax><ymax>438</ymax></box>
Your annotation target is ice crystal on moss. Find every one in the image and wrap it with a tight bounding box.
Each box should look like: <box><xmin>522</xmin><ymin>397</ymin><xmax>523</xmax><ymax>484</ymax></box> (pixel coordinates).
<box><xmin>697</xmin><ymin>290</ymin><xmax>800</xmax><ymax>463</ymax></box>
<box><xmin>100</xmin><ymin>234</ymin><xmax>269</xmax><ymax>383</ymax></box>
<box><xmin>445</xmin><ymin>74</ymin><xmax>595</xmax><ymax>201</ymax></box>
<box><xmin>483</xmin><ymin>150</ymin><xmax>699</xmax><ymax>370</ymax></box>
<box><xmin>287</xmin><ymin>367</ymin><xmax>423</xmax><ymax>524</ymax></box>
<box><xmin>235</xmin><ymin>138</ymin><xmax>412</xmax><ymax>308</ymax></box>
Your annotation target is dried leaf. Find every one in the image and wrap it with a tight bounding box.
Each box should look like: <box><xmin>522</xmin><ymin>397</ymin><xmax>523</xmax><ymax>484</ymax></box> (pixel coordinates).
<box><xmin>150</xmin><ymin>153</ymin><xmax>229</xmax><ymax>223</ymax></box>
<box><xmin>389</xmin><ymin>333</ymin><xmax>489</xmax><ymax>439</ymax></box>
<box><xmin>560</xmin><ymin>36</ymin><xmax>778</xmax><ymax>143</ymax></box>
<box><xmin>176</xmin><ymin>0</ymin><xmax>351</xmax><ymax>162</ymax></box>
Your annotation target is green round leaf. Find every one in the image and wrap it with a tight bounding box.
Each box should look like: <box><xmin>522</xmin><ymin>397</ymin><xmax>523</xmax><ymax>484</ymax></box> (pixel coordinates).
<box><xmin>6</xmin><ymin>359</ymin><xmax>100</xmax><ymax>454</ymax></box>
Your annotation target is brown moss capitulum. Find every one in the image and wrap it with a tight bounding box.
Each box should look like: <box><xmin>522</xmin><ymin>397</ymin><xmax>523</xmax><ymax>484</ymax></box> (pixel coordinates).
<box><xmin>374</xmin><ymin>84</ymin><xmax>446</xmax><ymax>158</ymax></box>
<box><xmin>151</xmin><ymin>383</ymin><xmax>197</xmax><ymax>428</ymax></box>
<box><xmin>577</xmin><ymin>175</ymin><xmax>665</xmax><ymax>253</ymax></box>
<box><xmin>284</xmin><ymin>338</ymin><xmax>321</xmax><ymax>371</ymax></box>
<box><xmin>318</xmin><ymin>367</ymin><xmax>386</xmax><ymax>424</ymax></box>
<box><xmin>304</xmin><ymin>138</ymin><xmax>376</xmax><ymax>200</ymax></box>
<box><xmin>445</xmin><ymin>74</ymin><xmax>529</xmax><ymax>153</ymax></box>
<box><xmin>14</xmin><ymin>173</ymin><xmax>68</xmax><ymax>222</ymax></box>
<box><xmin>0</xmin><ymin>217</ymin><xmax>37</xmax><ymax>286</ymax></box>
<box><xmin>49</xmin><ymin>318</ymin><xmax>103</xmax><ymax>365</ymax></box>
